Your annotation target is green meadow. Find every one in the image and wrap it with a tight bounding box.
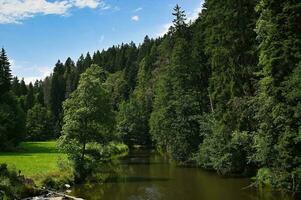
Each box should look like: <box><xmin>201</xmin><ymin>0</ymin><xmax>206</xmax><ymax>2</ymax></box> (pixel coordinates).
<box><xmin>0</xmin><ymin>141</ymin><xmax>66</xmax><ymax>182</ymax></box>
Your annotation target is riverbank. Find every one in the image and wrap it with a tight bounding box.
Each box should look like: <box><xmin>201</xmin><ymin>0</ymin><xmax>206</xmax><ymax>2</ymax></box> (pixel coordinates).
<box><xmin>0</xmin><ymin>141</ymin><xmax>128</xmax><ymax>199</ymax></box>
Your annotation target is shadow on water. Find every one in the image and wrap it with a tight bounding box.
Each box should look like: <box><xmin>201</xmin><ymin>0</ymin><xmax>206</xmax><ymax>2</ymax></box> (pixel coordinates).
<box><xmin>105</xmin><ymin>176</ymin><xmax>170</xmax><ymax>183</ymax></box>
<box><xmin>120</xmin><ymin>161</ymin><xmax>166</xmax><ymax>166</ymax></box>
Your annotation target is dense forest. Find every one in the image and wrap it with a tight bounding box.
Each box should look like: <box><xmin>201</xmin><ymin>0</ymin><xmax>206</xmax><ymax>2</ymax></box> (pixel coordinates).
<box><xmin>1</xmin><ymin>0</ymin><xmax>300</xmax><ymax>195</ymax></box>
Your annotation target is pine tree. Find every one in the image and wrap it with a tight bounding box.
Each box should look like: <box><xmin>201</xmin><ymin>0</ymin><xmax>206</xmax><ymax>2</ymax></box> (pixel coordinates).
<box><xmin>124</xmin><ymin>42</ymin><xmax>138</xmax><ymax>97</ymax></box>
<box><xmin>26</xmin><ymin>82</ymin><xmax>34</xmax><ymax>110</ymax></box>
<box><xmin>64</xmin><ymin>57</ymin><xmax>77</xmax><ymax>98</ymax></box>
<box><xmin>0</xmin><ymin>48</ymin><xmax>12</xmax><ymax>95</ymax></box>
<box><xmin>83</xmin><ymin>52</ymin><xmax>92</xmax><ymax>72</ymax></box>
<box><xmin>50</xmin><ymin>60</ymin><xmax>66</xmax><ymax>132</ymax></box>
<box><xmin>43</xmin><ymin>76</ymin><xmax>51</xmax><ymax>107</ymax></box>
<box><xmin>171</xmin><ymin>4</ymin><xmax>187</xmax><ymax>37</ymax></box>
<box><xmin>150</xmin><ymin>7</ymin><xmax>201</xmax><ymax>161</ymax></box>
<box><xmin>76</xmin><ymin>54</ymin><xmax>85</xmax><ymax>74</ymax></box>
<box><xmin>11</xmin><ymin>76</ymin><xmax>21</xmax><ymax>96</ymax></box>
<box><xmin>20</xmin><ymin>78</ymin><xmax>28</xmax><ymax>96</ymax></box>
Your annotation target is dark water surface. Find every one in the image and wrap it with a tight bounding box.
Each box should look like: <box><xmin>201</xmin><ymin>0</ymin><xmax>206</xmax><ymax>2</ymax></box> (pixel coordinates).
<box><xmin>71</xmin><ymin>150</ymin><xmax>293</xmax><ymax>200</ymax></box>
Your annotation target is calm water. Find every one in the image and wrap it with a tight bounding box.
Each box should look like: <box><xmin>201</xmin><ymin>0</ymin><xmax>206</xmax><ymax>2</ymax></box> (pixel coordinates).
<box><xmin>71</xmin><ymin>150</ymin><xmax>293</xmax><ymax>200</ymax></box>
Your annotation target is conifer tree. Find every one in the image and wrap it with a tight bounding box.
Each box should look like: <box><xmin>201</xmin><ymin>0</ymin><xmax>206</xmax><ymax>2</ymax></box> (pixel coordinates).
<box><xmin>20</xmin><ymin>78</ymin><xmax>28</xmax><ymax>96</ymax></box>
<box><xmin>26</xmin><ymin>83</ymin><xmax>34</xmax><ymax>110</ymax></box>
<box><xmin>0</xmin><ymin>48</ymin><xmax>12</xmax><ymax>95</ymax></box>
<box><xmin>50</xmin><ymin>60</ymin><xmax>66</xmax><ymax>132</ymax></box>
<box><xmin>150</xmin><ymin>6</ymin><xmax>201</xmax><ymax>161</ymax></box>
<box><xmin>11</xmin><ymin>77</ymin><xmax>21</xmax><ymax>96</ymax></box>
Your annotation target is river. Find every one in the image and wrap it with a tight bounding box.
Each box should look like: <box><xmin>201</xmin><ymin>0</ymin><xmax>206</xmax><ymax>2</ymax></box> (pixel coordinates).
<box><xmin>71</xmin><ymin>150</ymin><xmax>293</xmax><ymax>200</ymax></box>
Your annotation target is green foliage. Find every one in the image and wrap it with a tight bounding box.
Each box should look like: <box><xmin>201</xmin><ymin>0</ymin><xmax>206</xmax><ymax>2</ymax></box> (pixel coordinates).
<box><xmin>195</xmin><ymin>0</ymin><xmax>260</xmax><ymax>177</ymax></box>
<box><xmin>0</xmin><ymin>92</ymin><xmax>26</xmax><ymax>150</ymax></box>
<box><xmin>117</xmin><ymin>98</ymin><xmax>151</xmax><ymax>147</ymax></box>
<box><xmin>104</xmin><ymin>71</ymin><xmax>127</xmax><ymax>110</ymax></box>
<box><xmin>0</xmin><ymin>1</ymin><xmax>300</xmax><ymax>194</ymax></box>
<box><xmin>151</xmin><ymin>25</ymin><xmax>201</xmax><ymax>161</ymax></box>
<box><xmin>197</xmin><ymin>114</ymin><xmax>252</xmax><ymax>175</ymax></box>
<box><xmin>50</xmin><ymin>60</ymin><xmax>66</xmax><ymax>133</ymax></box>
<box><xmin>0</xmin><ymin>48</ymin><xmax>12</xmax><ymax>95</ymax></box>
<box><xmin>25</xmin><ymin>83</ymin><xmax>34</xmax><ymax>111</ymax></box>
<box><xmin>26</xmin><ymin>104</ymin><xmax>54</xmax><ymax>141</ymax></box>
<box><xmin>59</xmin><ymin>64</ymin><xmax>116</xmax><ymax>182</ymax></box>
<box><xmin>0</xmin><ymin>163</ymin><xmax>38</xmax><ymax>199</ymax></box>
<box><xmin>251</xmin><ymin>0</ymin><xmax>301</xmax><ymax>192</ymax></box>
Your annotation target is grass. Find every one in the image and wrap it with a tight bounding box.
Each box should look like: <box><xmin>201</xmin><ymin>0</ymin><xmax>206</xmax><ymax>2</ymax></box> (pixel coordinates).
<box><xmin>0</xmin><ymin>141</ymin><xmax>67</xmax><ymax>183</ymax></box>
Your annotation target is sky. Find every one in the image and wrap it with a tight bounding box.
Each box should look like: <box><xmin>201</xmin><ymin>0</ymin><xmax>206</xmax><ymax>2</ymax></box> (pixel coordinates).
<box><xmin>0</xmin><ymin>0</ymin><xmax>203</xmax><ymax>83</ymax></box>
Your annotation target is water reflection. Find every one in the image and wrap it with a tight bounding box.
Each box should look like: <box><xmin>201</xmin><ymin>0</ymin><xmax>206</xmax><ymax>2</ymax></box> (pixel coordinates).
<box><xmin>71</xmin><ymin>150</ymin><xmax>293</xmax><ymax>200</ymax></box>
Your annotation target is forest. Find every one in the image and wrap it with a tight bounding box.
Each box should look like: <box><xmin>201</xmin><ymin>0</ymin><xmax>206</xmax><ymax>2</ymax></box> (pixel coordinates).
<box><xmin>0</xmin><ymin>0</ymin><xmax>300</xmax><ymax>199</ymax></box>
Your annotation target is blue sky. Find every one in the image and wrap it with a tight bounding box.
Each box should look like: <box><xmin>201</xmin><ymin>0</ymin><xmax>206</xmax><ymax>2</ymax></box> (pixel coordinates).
<box><xmin>0</xmin><ymin>0</ymin><xmax>203</xmax><ymax>83</ymax></box>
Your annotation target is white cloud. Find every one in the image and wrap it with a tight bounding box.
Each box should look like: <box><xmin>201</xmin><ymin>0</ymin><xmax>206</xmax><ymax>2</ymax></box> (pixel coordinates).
<box><xmin>133</xmin><ymin>7</ymin><xmax>142</xmax><ymax>12</ymax></box>
<box><xmin>156</xmin><ymin>22</ymin><xmax>172</xmax><ymax>37</ymax></box>
<box><xmin>0</xmin><ymin>0</ymin><xmax>110</xmax><ymax>24</ymax></box>
<box><xmin>23</xmin><ymin>77</ymin><xmax>41</xmax><ymax>84</ymax></box>
<box><xmin>131</xmin><ymin>15</ymin><xmax>139</xmax><ymax>21</ymax></box>
<box><xmin>10</xmin><ymin>58</ymin><xmax>52</xmax><ymax>84</ymax></box>
<box><xmin>187</xmin><ymin>2</ymin><xmax>203</xmax><ymax>22</ymax></box>
<box><xmin>23</xmin><ymin>66</ymin><xmax>52</xmax><ymax>84</ymax></box>
<box><xmin>72</xmin><ymin>0</ymin><xmax>100</xmax><ymax>9</ymax></box>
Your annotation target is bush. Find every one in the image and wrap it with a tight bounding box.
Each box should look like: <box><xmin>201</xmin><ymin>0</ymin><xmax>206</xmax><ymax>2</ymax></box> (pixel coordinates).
<box><xmin>0</xmin><ymin>163</ymin><xmax>38</xmax><ymax>199</ymax></box>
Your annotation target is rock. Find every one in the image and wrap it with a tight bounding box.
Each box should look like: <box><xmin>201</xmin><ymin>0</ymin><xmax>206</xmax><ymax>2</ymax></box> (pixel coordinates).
<box><xmin>65</xmin><ymin>184</ymin><xmax>71</xmax><ymax>189</ymax></box>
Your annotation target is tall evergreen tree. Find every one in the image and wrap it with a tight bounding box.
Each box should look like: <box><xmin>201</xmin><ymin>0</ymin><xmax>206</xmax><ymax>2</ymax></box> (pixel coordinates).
<box><xmin>11</xmin><ymin>77</ymin><xmax>21</xmax><ymax>96</ymax></box>
<box><xmin>64</xmin><ymin>57</ymin><xmax>78</xmax><ymax>98</ymax></box>
<box><xmin>50</xmin><ymin>60</ymin><xmax>66</xmax><ymax>133</ymax></box>
<box><xmin>150</xmin><ymin>6</ymin><xmax>201</xmax><ymax>161</ymax></box>
<box><xmin>76</xmin><ymin>54</ymin><xmax>85</xmax><ymax>74</ymax></box>
<box><xmin>25</xmin><ymin>83</ymin><xmax>34</xmax><ymax>110</ymax></box>
<box><xmin>0</xmin><ymin>48</ymin><xmax>12</xmax><ymax>95</ymax></box>
<box><xmin>20</xmin><ymin>78</ymin><xmax>28</xmax><ymax>96</ymax></box>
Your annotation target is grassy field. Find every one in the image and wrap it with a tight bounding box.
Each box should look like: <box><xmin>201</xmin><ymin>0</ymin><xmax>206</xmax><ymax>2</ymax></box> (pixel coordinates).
<box><xmin>0</xmin><ymin>141</ymin><xmax>67</xmax><ymax>182</ymax></box>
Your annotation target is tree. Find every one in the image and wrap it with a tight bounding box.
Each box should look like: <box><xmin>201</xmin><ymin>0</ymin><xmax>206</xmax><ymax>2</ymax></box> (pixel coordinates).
<box><xmin>151</xmin><ymin>33</ymin><xmax>201</xmax><ymax>161</ymax></box>
<box><xmin>196</xmin><ymin>0</ymin><xmax>259</xmax><ymax>174</ymax></box>
<box><xmin>170</xmin><ymin>4</ymin><xmax>188</xmax><ymax>37</ymax></box>
<box><xmin>34</xmin><ymin>80</ymin><xmax>44</xmax><ymax>106</ymax></box>
<box><xmin>104</xmin><ymin>71</ymin><xmax>127</xmax><ymax>110</ymax></box>
<box><xmin>19</xmin><ymin>78</ymin><xmax>28</xmax><ymax>96</ymax></box>
<box><xmin>117</xmin><ymin>97</ymin><xmax>151</xmax><ymax>147</ymax></box>
<box><xmin>0</xmin><ymin>49</ymin><xmax>25</xmax><ymax>150</ymax></box>
<box><xmin>50</xmin><ymin>60</ymin><xmax>66</xmax><ymax>133</ymax></box>
<box><xmin>252</xmin><ymin>0</ymin><xmax>301</xmax><ymax>192</ymax></box>
<box><xmin>59</xmin><ymin>65</ymin><xmax>115</xmax><ymax>182</ymax></box>
<box><xmin>25</xmin><ymin>83</ymin><xmax>34</xmax><ymax>110</ymax></box>
<box><xmin>26</xmin><ymin>104</ymin><xmax>54</xmax><ymax>141</ymax></box>
<box><xmin>43</xmin><ymin>76</ymin><xmax>51</xmax><ymax>107</ymax></box>
<box><xmin>123</xmin><ymin>42</ymin><xmax>138</xmax><ymax>97</ymax></box>
<box><xmin>0</xmin><ymin>93</ymin><xmax>25</xmax><ymax>150</ymax></box>
<box><xmin>11</xmin><ymin>77</ymin><xmax>21</xmax><ymax>96</ymax></box>
<box><xmin>0</xmin><ymin>48</ymin><xmax>12</xmax><ymax>95</ymax></box>
<box><xmin>64</xmin><ymin>57</ymin><xmax>78</xmax><ymax>98</ymax></box>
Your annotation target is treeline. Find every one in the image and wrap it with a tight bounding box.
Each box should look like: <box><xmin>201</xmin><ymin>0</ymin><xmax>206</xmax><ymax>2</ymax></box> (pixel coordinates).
<box><xmin>0</xmin><ymin>0</ymin><xmax>300</xmax><ymax>193</ymax></box>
